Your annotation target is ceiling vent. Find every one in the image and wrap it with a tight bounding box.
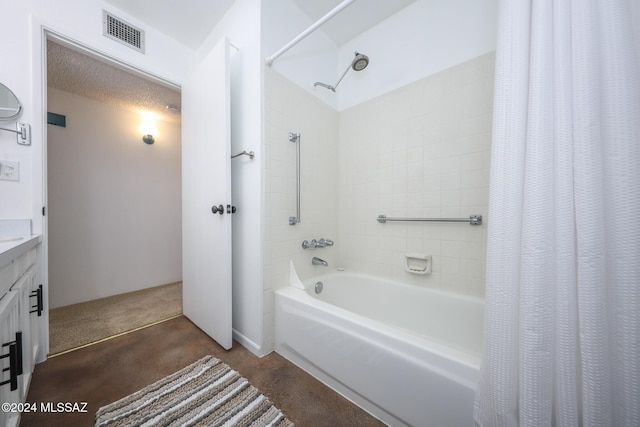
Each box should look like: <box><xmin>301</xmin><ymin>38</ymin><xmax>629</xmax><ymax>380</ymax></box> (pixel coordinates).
<box><xmin>102</xmin><ymin>10</ymin><xmax>145</xmax><ymax>53</ymax></box>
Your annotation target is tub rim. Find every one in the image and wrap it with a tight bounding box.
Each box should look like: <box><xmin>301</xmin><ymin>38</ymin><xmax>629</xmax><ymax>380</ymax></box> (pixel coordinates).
<box><xmin>300</xmin><ymin>269</ymin><xmax>485</xmax><ymax>305</ymax></box>
<box><xmin>275</xmin><ymin>283</ymin><xmax>482</xmax><ymax>372</ymax></box>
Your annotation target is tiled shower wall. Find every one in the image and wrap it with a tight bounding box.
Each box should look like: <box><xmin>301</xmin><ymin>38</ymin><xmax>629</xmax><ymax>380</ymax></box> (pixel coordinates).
<box><xmin>264</xmin><ymin>52</ymin><xmax>494</xmax><ymax>350</ymax></box>
<box><xmin>338</xmin><ymin>52</ymin><xmax>495</xmax><ymax>296</ymax></box>
<box><xmin>263</xmin><ymin>67</ymin><xmax>339</xmax><ymax>352</ymax></box>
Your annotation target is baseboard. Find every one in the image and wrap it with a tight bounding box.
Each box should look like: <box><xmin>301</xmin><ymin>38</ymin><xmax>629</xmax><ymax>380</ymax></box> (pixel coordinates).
<box><xmin>232</xmin><ymin>328</ymin><xmax>264</xmax><ymax>357</ymax></box>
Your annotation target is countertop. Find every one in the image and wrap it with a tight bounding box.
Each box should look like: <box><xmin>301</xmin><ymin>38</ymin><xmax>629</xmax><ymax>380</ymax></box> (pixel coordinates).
<box><xmin>0</xmin><ymin>234</ymin><xmax>42</xmax><ymax>268</ymax></box>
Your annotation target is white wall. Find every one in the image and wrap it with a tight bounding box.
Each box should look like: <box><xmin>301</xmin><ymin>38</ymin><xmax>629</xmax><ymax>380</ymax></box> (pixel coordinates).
<box><xmin>47</xmin><ymin>88</ymin><xmax>182</xmax><ymax>308</ymax></box>
<box><xmin>261</xmin><ymin>0</ymin><xmax>497</xmax><ymax>112</ymax></box>
<box><xmin>339</xmin><ymin>52</ymin><xmax>494</xmax><ymax>296</ymax></box>
<box><xmin>338</xmin><ymin>0</ymin><xmax>498</xmax><ymax>110</ymax></box>
<box><xmin>198</xmin><ymin>0</ymin><xmax>264</xmax><ymax>356</ymax></box>
<box><xmin>0</xmin><ymin>1</ymin><xmax>192</xmax><ymax>230</ymax></box>
<box><xmin>263</xmin><ymin>67</ymin><xmax>339</xmax><ymax>353</ymax></box>
<box><xmin>261</xmin><ymin>0</ymin><xmax>339</xmax><ymax>110</ymax></box>
<box><xmin>0</xmin><ymin>0</ymin><xmax>192</xmax><ymax>355</ymax></box>
<box><xmin>1</xmin><ymin>0</ymin><xmax>266</xmax><ymax>357</ymax></box>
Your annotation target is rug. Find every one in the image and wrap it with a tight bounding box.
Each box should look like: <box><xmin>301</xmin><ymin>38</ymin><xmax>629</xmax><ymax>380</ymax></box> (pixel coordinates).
<box><xmin>95</xmin><ymin>355</ymin><xmax>294</xmax><ymax>427</ymax></box>
<box><xmin>49</xmin><ymin>282</ymin><xmax>182</xmax><ymax>355</ymax></box>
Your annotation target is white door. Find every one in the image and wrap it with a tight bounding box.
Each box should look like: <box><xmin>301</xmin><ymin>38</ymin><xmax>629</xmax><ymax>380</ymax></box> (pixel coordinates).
<box><xmin>182</xmin><ymin>38</ymin><xmax>232</xmax><ymax>349</ymax></box>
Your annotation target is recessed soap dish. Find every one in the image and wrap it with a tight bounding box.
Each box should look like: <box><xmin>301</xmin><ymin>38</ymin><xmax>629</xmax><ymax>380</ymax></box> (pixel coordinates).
<box><xmin>405</xmin><ymin>253</ymin><xmax>432</xmax><ymax>275</ymax></box>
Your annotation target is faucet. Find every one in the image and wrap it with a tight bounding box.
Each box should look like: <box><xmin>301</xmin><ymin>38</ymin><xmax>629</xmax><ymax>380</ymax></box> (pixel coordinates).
<box><xmin>317</xmin><ymin>238</ymin><xmax>334</xmax><ymax>247</ymax></box>
<box><xmin>312</xmin><ymin>257</ymin><xmax>328</xmax><ymax>267</ymax></box>
<box><xmin>302</xmin><ymin>238</ymin><xmax>335</xmax><ymax>250</ymax></box>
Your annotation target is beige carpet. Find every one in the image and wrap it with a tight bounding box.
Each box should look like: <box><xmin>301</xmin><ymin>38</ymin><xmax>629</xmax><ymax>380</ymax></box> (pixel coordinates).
<box><xmin>49</xmin><ymin>282</ymin><xmax>182</xmax><ymax>356</ymax></box>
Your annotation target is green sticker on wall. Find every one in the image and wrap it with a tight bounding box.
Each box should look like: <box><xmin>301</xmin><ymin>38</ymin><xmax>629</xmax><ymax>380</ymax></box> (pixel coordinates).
<box><xmin>47</xmin><ymin>112</ymin><xmax>66</xmax><ymax>127</ymax></box>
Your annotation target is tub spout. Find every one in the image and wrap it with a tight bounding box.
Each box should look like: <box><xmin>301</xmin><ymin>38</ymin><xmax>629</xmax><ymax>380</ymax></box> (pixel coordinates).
<box><xmin>312</xmin><ymin>257</ymin><xmax>328</xmax><ymax>266</ymax></box>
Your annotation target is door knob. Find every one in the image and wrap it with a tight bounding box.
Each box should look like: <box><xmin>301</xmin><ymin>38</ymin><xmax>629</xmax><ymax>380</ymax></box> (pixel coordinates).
<box><xmin>227</xmin><ymin>204</ymin><xmax>237</xmax><ymax>214</ymax></box>
<box><xmin>211</xmin><ymin>204</ymin><xmax>224</xmax><ymax>215</ymax></box>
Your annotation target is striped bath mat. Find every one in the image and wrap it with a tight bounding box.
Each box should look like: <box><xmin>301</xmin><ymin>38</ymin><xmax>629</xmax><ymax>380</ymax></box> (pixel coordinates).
<box><xmin>95</xmin><ymin>355</ymin><xmax>294</xmax><ymax>427</ymax></box>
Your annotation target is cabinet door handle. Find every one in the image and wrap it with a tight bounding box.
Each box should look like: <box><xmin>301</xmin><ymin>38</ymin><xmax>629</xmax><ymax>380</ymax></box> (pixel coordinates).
<box><xmin>1</xmin><ymin>331</ymin><xmax>23</xmax><ymax>377</ymax></box>
<box><xmin>0</xmin><ymin>340</ymin><xmax>19</xmax><ymax>391</ymax></box>
<box><xmin>30</xmin><ymin>284</ymin><xmax>43</xmax><ymax>316</ymax></box>
<box><xmin>14</xmin><ymin>332</ymin><xmax>22</xmax><ymax>376</ymax></box>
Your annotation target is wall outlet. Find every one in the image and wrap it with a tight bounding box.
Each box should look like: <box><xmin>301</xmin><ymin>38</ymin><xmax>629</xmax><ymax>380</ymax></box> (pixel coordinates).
<box><xmin>0</xmin><ymin>160</ymin><xmax>20</xmax><ymax>181</ymax></box>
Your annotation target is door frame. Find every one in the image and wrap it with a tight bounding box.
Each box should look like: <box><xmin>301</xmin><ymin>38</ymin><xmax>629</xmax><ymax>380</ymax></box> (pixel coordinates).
<box><xmin>37</xmin><ymin>26</ymin><xmax>183</xmax><ymax>359</ymax></box>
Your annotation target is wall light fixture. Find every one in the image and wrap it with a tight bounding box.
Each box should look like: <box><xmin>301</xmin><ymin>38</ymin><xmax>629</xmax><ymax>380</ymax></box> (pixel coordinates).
<box><xmin>142</xmin><ymin>134</ymin><xmax>155</xmax><ymax>144</ymax></box>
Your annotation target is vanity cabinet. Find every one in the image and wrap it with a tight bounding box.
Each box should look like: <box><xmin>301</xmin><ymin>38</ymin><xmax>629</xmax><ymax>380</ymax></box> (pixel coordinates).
<box><xmin>0</xmin><ymin>244</ymin><xmax>41</xmax><ymax>427</ymax></box>
<box><xmin>0</xmin><ymin>292</ymin><xmax>21</xmax><ymax>427</ymax></box>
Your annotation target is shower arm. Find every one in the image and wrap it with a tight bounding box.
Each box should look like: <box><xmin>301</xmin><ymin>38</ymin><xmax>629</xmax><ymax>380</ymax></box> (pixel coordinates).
<box><xmin>313</xmin><ymin>62</ymin><xmax>352</xmax><ymax>92</ymax></box>
<box><xmin>332</xmin><ymin>63</ymin><xmax>352</xmax><ymax>90</ymax></box>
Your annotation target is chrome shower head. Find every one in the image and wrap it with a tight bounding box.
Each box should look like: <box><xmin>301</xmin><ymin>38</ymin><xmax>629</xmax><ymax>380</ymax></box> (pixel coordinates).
<box><xmin>314</xmin><ymin>51</ymin><xmax>369</xmax><ymax>92</ymax></box>
<box><xmin>351</xmin><ymin>52</ymin><xmax>369</xmax><ymax>71</ymax></box>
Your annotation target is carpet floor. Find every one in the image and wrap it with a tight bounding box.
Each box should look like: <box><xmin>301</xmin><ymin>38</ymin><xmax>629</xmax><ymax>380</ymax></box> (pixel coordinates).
<box><xmin>23</xmin><ymin>316</ymin><xmax>387</xmax><ymax>427</ymax></box>
<box><xmin>48</xmin><ymin>282</ymin><xmax>182</xmax><ymax>355</ymax></box>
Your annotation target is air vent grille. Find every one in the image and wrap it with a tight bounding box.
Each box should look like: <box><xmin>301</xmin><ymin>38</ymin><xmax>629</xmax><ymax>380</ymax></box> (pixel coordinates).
<box><xmin>102</xmin><ymin>11</ymin><xmax>145</xmax><ymax>53</ymax></box>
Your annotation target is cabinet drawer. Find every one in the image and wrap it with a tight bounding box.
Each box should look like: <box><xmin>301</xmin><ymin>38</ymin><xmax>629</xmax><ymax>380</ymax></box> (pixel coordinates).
<box><xmin>13</xmin><ymin>248</ymin><xmax>36</xmax><ymax>284</ymax></box>
<box><xmin>0</xmin><ymin>261</ymin><xmax>15</xmax><ymax>296</ymax></box>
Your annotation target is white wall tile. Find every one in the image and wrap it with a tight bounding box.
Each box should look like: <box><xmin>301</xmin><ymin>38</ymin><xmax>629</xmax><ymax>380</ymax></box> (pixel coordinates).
<box><xmin>338</xmin><ymin>52</ymin><xmax>494</xmax><ymax>296</ymax></box>
<box><xmin>267</xmin><ymin>52</ymin><xmax>493</xmax><ymax>308</ymax></box>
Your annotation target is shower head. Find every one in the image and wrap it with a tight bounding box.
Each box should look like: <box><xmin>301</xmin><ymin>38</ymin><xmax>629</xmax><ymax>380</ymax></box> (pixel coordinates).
<box><xmin>314</xmin><ymin>51</ymin><xmax>369</xmax><ymax>92</ymax></box>
<box><xmin>351</xmin><ymin>52</ymin><xmax>369</xmax><ymax>71</ymax></box>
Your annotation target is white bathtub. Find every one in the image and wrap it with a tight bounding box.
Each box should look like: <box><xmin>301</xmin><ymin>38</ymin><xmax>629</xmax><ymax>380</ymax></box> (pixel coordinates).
<box><xmin>274</xmin><ymin>270</ymin><xmax>484</xmax><ymax>427</ymax></box>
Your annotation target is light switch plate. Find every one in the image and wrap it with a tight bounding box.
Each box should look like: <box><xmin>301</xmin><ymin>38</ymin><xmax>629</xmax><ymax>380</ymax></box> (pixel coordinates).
<box><xmin>17</xmin><ymin>123</ymin><xmax>31</xmax><ymax>145</ymax></box>
<box><xmin>0</xmin><ymin>160</ymin><xmax>19</xmax><ymax>181</ymax></box>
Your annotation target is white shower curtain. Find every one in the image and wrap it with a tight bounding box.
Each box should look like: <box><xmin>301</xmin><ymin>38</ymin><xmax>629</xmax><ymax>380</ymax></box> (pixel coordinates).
<box><xmin>474</xmin><ymin>1</ymin><xmax>640</xmax><ymax>426</ymax></box>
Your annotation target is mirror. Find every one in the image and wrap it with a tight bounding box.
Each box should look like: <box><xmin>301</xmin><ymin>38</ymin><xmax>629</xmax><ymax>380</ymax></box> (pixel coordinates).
<box><xmin>0</xmin><ymin>82</ymin><xmax>22</xmax><ymax>121</ymax></box>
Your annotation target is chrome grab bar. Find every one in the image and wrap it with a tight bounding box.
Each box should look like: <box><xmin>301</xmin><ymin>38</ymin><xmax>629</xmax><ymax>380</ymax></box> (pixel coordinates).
<box><xmin>377</xmin><ymin>214</ymin><xmax>482</xmax><ymax>226</ymax></box>
<box><xmin>289</xmin><ymin>132</ymin><xmax>301</xmax><ymax>225</ymax></box>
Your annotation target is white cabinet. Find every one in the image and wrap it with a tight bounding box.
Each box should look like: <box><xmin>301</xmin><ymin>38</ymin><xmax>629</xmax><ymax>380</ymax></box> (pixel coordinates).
<box><xmin>11</xmin><ymin>267</ymin><xmax>40</xmax><ymax>395</ymax></box>
<box><xmin>0</xmin><ymin>244</ymin><xmax>41</xmax><ymax>427</ymax></box>
<box><xmin>0</xmin><ymin>292</ymin><xmax>21</xmax><ymax>427</ymax></box>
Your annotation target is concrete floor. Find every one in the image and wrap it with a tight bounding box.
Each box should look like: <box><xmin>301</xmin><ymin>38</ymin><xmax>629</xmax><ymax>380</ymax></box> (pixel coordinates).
<box><xmin>21</xmin><ymin>316</ymin><xmax>387</xmax><ymax>427</ymax></box>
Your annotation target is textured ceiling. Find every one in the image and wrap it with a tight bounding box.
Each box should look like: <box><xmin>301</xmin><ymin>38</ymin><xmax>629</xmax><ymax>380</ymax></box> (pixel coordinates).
<box><xmin>47</xmin><ymin>40</ymin><xmax>181</xmax><ymax>125</ymax></box>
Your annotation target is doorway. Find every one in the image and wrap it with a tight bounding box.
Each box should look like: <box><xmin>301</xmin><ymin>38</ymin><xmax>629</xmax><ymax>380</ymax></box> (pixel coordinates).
<box><xmin>45</xmin><ymin>35</ymin><xmax>183</xmax><ymax>355</ymax></box>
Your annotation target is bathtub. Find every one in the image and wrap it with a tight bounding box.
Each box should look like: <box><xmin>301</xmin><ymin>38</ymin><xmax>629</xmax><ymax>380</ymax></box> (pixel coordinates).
<box><xmin>274</xmin><ymin>270</ymin><xmax>484</xmax><ymax>427</ymax></box>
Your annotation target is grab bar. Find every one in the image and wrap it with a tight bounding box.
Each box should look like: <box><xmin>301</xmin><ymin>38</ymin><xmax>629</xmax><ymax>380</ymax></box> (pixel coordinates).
<box><xmin>377</xmin><ymin>214</ymin><xmax>482</xmax><ymax>226</ymax></box>
<box><xmin>231</xmin><ymin>150</ymin><xmax>255</xmax><ymax>159</ymax></box>
<box><xmin>289</xmin><ymin>132</ymin><xmax>300</xmax><ymax>225</ymax></box>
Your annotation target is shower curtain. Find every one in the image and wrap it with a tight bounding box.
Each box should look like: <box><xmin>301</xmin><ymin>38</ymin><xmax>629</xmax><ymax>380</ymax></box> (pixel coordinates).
<box><xmin>474</xmin><ymin>1</ymin><xmax>639</xmax><ymax>426</ymax></box>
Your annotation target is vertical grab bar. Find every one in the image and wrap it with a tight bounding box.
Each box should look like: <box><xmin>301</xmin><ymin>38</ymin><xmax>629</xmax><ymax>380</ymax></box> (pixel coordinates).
<box><xmin>289</xmin><ymin>132</ymin><xmax>301</xmax><ymax>225</ymax></box>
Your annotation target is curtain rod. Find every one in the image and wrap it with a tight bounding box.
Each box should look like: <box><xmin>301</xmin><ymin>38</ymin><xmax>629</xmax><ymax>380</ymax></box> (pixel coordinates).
<box><xmin>264</xmin><ymin>0</ymin><xmax>357</xmax><ymax>67</ymax></box>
